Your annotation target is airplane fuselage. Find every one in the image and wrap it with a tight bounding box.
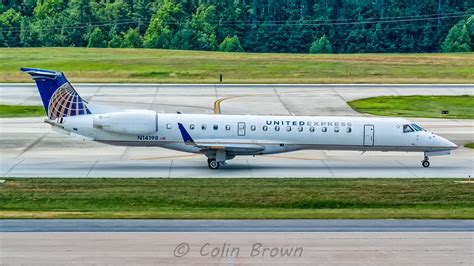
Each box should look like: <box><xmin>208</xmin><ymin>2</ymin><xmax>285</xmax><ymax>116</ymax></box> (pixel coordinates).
<box><xmin>60</xmin><ymin>113</ymin><xmax>457</xmax><ymax>157</ymax></box>
<box><xmin>20</xmin><ymin>67</ymin><xmax>458</xmax><ymax>169</ymax></box>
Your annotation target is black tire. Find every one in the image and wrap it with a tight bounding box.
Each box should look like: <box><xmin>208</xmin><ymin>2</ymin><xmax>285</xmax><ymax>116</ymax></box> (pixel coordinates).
<box><xmin>208</xmin><ymin>159</ymin><xmax>220</xmax><ymax>170</ymax></box>
<box><xmin>422</xmin><ymin>160</ymin><xmax>430</xmax><ymax>168</ymax></box>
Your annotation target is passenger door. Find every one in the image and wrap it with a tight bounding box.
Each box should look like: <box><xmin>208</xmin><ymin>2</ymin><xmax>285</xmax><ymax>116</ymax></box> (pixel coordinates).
<box><xmin>237</xmin><ymin>122</ymin><xmax>246</xmax><ymax>136</ymax></box>
<box><xmin>363</xmin><ymin>125</ymin><xmax>374</xmax><ymax>146</ymax></box>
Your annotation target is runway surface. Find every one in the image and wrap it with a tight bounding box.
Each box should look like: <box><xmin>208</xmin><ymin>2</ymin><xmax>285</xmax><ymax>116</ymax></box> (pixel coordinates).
<box><xmin>1</xmin><ymin>84</ymin><xmax>473</xmax><ymax>178</ymax></box>
<box><xmin>2</xmin><ymin>84</ymin><xmax>472</xmax><ymax>264</ymax></box>
<box><xmin>1</xmin><ymin>219</ymin><xmax>473</xmax><ymax>232</ymax></box>
<box><xmin>1</xmin><ymin>219</ymin><xmax>472</xmax><ymax>264</ymax></box>
<box><xmin>3</xmin><ymin>232</ymin><xmax>471</xmax><ymax>265</ymax></box>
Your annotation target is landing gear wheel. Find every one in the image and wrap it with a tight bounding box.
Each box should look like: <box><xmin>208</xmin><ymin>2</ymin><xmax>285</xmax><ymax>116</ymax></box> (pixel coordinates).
<box><xmin>208</xmin><ymin>159</ymin><xmax>220</xmax><ymax>170</ymax></box>
<box><xmin>422</xmin><ymin>160</ymin><xmax>430</xmax><ymax>168</ymax></box>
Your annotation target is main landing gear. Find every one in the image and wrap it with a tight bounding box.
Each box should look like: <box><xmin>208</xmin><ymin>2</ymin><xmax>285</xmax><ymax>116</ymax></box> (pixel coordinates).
<box><xmin>207</xmin><ymin>159</ymin><xmax>228</xmax><ymax>169</ymax></box>
<box><xmin>207</xmin><ymin>158</ymin><xmax>220</xmax><ymax>170</ymax></box>
<box><xmin>421</xmin><ymin>154</ymin><xmax>430</xmax><ymax>168</ymax></box>
<box><xmin>207</xmin><ymin>150</ymin><xmax>231</xmax><ymax>170</ymax></box>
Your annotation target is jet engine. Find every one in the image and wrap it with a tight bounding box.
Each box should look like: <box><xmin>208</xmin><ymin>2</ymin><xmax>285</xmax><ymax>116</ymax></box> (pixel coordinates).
<box><xmin>93</xmin><ymin>110</ymin><xmax>158</xmax><ymax>135</ymax></box>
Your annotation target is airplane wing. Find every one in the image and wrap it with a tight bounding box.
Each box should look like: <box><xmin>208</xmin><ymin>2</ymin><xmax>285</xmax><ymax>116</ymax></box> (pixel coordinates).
<box><xmin>177</xmin><ymin>123</ymin><xmax>264</xmax><ymax>153</ymax></box>
<box><xmin>192</xmin><ymin>142</ymin><xmax>264</xmax><ymax>153</ymax></box>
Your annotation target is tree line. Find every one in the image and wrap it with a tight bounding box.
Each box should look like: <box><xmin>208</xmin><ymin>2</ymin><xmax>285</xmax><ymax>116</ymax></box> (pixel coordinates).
<box><xmin>1</xmin><ymin>0</ymin><xmax>473</xmax><ymax>53</ymax></box>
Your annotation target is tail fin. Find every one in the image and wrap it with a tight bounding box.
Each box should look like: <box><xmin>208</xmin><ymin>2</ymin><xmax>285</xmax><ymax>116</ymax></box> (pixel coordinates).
<box><xmin>21</xmin><ymin>68</ymin><xmax>91</xmax><ymax>120</ymax></box>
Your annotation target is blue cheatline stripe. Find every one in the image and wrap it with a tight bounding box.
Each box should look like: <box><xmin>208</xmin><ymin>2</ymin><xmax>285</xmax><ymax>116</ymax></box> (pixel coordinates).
<box><xmin>178</xmin><ymin>123</ymin><xmax>195</xmax><ymax>144</ymax></box>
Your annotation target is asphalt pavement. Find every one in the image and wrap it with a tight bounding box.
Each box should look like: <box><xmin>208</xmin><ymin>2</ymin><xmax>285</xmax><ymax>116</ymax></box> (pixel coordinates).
<box><xmin>1</xmin><ymin>219</ymin><xmax>473</xmax><ymax>232</ymax></box>
<box><xmin>1</xmin><ymin>84</ymin><xmax>473</xmax><ymax>178</ymax></box>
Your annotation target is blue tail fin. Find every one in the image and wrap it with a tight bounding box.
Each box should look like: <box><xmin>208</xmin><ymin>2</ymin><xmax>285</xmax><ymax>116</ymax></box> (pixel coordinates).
<box><xmin>21</xmin><ymin>68</ymin><xmax>91</xmax><ymax>120</ymax></box>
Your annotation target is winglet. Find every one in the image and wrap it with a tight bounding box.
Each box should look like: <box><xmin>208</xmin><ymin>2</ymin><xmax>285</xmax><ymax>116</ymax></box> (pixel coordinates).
<box><xmin>178</xmin><ymin>123</ymin><xmax>195</xmax><ymax>145</ymax></box>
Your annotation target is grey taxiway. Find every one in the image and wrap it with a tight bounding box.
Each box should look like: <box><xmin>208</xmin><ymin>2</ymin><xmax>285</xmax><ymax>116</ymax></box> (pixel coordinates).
<box><xmin>1</xmin><ymin>220</ymin><xmax>472</xmax><ymax>264</ymax></box>
<box><xmin>1</xmin><ymin>219</ymin><xmax>473</xmax><ymax>232</ymax></box>
<box><xmin>1</xmin><ymin>84</ymin><xmax>473</xmax><ymax>178</ymax></box>
<box><xmin>1</xmin><ymin>84</ymin><xmax>473</xmax><ymax>264</ymax></box>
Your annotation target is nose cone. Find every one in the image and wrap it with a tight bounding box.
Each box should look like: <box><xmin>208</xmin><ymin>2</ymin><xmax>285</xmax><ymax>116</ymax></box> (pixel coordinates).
<box><xmin>448</xmin><ymin>140</ymin><xmax>458</xmax><ymax>150</ymax></box>
<box><xmin>438</xmin><ymin>135</ymin><xmax>458</xmax><ymax>150</ymax></box>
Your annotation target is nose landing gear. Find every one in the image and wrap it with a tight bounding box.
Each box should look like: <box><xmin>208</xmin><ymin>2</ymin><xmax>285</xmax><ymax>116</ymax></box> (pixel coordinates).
<box><xmin>421</xmin><ymin>154</ymin><xmax>430</xmax><ymax>168</ymax></box>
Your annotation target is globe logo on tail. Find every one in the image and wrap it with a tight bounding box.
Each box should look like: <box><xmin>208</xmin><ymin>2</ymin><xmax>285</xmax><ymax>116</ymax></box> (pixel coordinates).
<box><xmin>47</xmin><ymin>82</ymin><xmax>90</xmax><ymax>120</ymax></box>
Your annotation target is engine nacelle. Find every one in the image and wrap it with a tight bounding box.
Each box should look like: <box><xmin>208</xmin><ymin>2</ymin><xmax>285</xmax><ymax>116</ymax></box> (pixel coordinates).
<box><xmin>93</xmin><ymin>110</ymin><xmax>157</xmax><ymax>135</ymax></box>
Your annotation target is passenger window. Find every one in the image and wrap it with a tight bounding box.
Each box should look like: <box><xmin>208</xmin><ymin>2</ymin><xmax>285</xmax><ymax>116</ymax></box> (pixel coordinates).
<box><xmin>298</xmin><ymin>126</ymin><xmax>303</xmax><ymax>132</ymax></box>
<box><xmin>403</xmin><ymin>125</ymin><xmax>414</xmax><ymax>133</ymax></box>
<box><xmin>263</xmin><ymin>126</ymin><xmax>268</xmax><ymax>131</ymax></box>
<box><xmin>322</xmin><ymin>127</ymin><xmax>327</xmax><ymax>132</ymax></box>
<box><xmin>166</xmin><ymin>124</ymin><xmax>172</xmax><ymax>129</ymax></box>
<box><xmin>250</xmin><ymin>125</ymin><xmax>256</xmax><ymax>131</ymax></box>
<box><xmin>225</xmin><ymin>125</ymin><xmax>231</xmax><ymax>130</ymax></box>
<box><xmin>201</xmin><ymin>124</ymin><xmax>207</xmax><ymax>130</ymax></box>
<box><xmin>334</xmin><ymin>127</ymin><xmax>339</xmax><ymax>133</ymax></box>
<box><xmin>286</xmin><ymin>126</ymin><xmax>291</xmax><ymax>132</ymax></box>
<box><xmin>213</xmin><ymin>124</ymin><xmax>218</xmax><ymax>130</ymax></box>
<box><xmin>309</xmin><ymin>126</ymin><xmax>315</xmax><ymax>132</ymax></box>
<box><xmin>190</xmin><ymin>124</ymin><xmax>195</xmax><ymax>130</ymax></box>
<box><xmin>275</xmin><ymin>126</ymin><xmax>280</xmax><ymax>131</ymax></box>
<box><xmin>346</xmin><ymin>127</ymin><xmax>351</xmax><ymax>133</ymax></box>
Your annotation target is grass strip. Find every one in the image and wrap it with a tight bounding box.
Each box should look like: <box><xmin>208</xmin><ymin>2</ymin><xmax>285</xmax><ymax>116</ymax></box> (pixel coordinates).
<box><xmin>0</xmin><ymin>105</ymin><xmax>44</xmax><ymax>118</ymax></box>
<box><xmin>1</xmin><ymin>48</ymin><xmax>473</xmax><ymax>84</ymax></box>
<box><xmin>348</xmin><ymin>95</ymin><xmax>474</xmax><ymax>119</ymax></box>
<box><xmin>464</xmin><ymin>143</ymin><xmax>474</xmax><ymax>149</ymax></box>
<box><xmin>1</xmin><ymin>178</ymin><xmax>472</xmax><ymax>219</ymax></box>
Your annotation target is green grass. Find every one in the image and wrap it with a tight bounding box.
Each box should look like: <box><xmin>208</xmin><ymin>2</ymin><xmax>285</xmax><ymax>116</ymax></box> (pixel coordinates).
<box><xmin>348</xmin><ymin>95</ymin><xmax>474</xmax><ymax>119</ymax></box>
<box><xmin>1</xmin><ymin>178</ymin><xmax>472</xmax><ymax>219</ymax></box>
<box><xmin>0</xmin><ymin>104</ymin><xmax>45</xmax><ymax>118</ymax></box>
<box><xmin>1</xmin><ymin>48</ymin><xmax>473</xmax><ymax>83</ymax></box>
<box><xmin>464</xmin><ymin>143</ymin><xmax>474</xmax><ymax>149</ymax></box>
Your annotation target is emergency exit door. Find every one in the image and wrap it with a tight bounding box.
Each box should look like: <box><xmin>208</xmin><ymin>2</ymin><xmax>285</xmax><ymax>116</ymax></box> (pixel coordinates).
<box><xmin>237</xmin><ymin>122</ymin><xmax>246</xmax><ymax>136</ymax></box>
<box><xmin>363</xmin><ymin>125</ymin><xmax>374</xmax><ymax>146</ymax></box>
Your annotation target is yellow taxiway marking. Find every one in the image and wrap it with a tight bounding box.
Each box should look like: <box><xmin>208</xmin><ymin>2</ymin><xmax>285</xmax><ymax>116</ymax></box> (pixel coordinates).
<box><xmin>214</xmin><ymin>96</ymin><xmax>245</xmax><ymax>114</ymax></box>
<box><xmin>213</xmin><ymin>91</ymin><xmax>297</xmax><ymax>115</ymax></box>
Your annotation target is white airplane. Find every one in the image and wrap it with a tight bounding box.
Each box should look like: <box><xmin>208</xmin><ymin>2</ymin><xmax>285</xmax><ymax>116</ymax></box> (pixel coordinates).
<box><xmin>21</xmin><ymin>68</ymin><xmax>458</xmax><ymax>169</ymax></box>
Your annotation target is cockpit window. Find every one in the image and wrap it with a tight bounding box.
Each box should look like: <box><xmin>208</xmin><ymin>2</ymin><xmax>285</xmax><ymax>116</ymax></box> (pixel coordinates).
<box><xmin>403</xmin><ymin>124</ymin><xmax>415</xmax><ymax>133</ymax></box>
<box><xmin>411</xmin><ymin>124</ymin><xmax>425</xmax><ymax>131</ymax></box>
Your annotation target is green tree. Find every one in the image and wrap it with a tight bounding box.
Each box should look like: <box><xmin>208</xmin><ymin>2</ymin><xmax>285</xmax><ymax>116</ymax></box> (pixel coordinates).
<box><xmin>30</xmin><ymin>0</ymin><xmax>73</xmax><ymax>46</ymax></box>
<box><xmin>108</xmin><ymin>34</ymin><xmax>123</xmax><ymax>48</ymax></box>
<box><xmin>0</xmin><ymin>0</ymin><xmax>472</xmax><ymax>52</ymax></box>
<box><xmin>144</xmin><ymin>0</ymin><xmax>184</xmax><ymax>48</ymax></box>
<box><xmin>19</xmin><ymin>0</ymin><xmax>38</xmax><ymax>17</ymax></box>
<box><xmin>466</xmin><ymin>15</ymin><xmax>474</xmax><ymax>50</ymax></box>
<box><xmin>33</xmin><ymin>15</ymin><xmax>68</xmax><ymax>46</ymax></box>
<box><xmin>0</xmin><ymin>8</ymin><xmax>23</xmax><ymax>47</ymax></box>
<box><xmin>218</xmin><ymin>36</ymin><xmax>244</xmax><ymax>52</ymax></box>
<box><xmin>121</xmin><ymin>28</ymin><xmax>143</xmax><ymax>48</ymax></box>
<box><xmin>442</xmin><ymin>22</ymin><xmax>471</xmax><ymax>52</ymax></box>
<box><xmin>20</xmin><ymin>17</ymin><xmax>38</xmax><ymax>47</ymax></box>
<box><xmin>309</xmin><ymin>35</ymin><xmax>333</xmax><ymax>54</ymax></box>
<box><xmin>87</xmin><ymin>27</ymin><xmax>107</xmax><ymax>48</ymax></box>
<box><xmin>89</xmin><ymin>0</ymin><xmax>132</xmax><ymax>42</ymax></box>
<box><xmin>65</xmin><ymin>0</ymin><xmax>93</xmax><ymax>46</ymax></box>
<box><xmin>34</xmin><ymin>0</ymin><xmax>65</xmax><ymax>19</ymax></box>
<box><xmin>189</xmin><ymin>5</ymin><xmax>218</xmax><ymax>50</ymax></box>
